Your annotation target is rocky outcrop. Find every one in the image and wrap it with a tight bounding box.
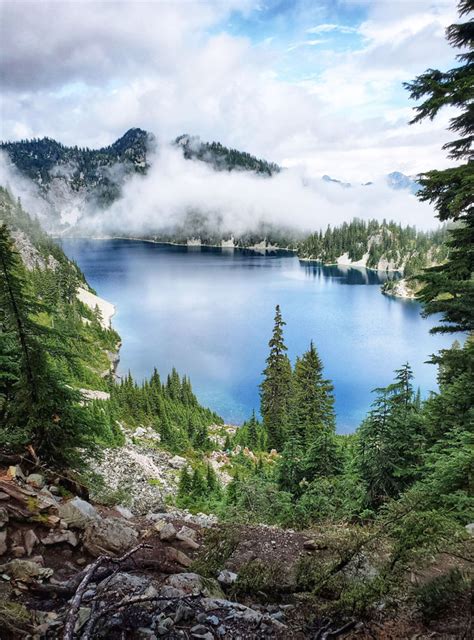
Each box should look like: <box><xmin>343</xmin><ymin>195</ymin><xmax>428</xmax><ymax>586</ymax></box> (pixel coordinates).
<box><xmin>90</xmin><ymin>439</ymin><xmax>183</xmax><ymax>515</ymax></box>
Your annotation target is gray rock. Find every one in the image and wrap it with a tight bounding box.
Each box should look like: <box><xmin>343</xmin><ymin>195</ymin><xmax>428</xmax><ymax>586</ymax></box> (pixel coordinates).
<box><xmin>26</xmin><ymin>473</ymin><xmax>45</xmax><ymax>489</ymax></box>
<box><xmin>169</xmin><ymin>455</ymin><xmax>187</xmax><ymax>469</ymax></box>
<box><xmin>465</xmin><ymin>523</ymin><xmax>474</xmax><ymax>536</ymax></box>
<box><xmin>42</xmin><ymin>530</ymin><xmax>79</xmax><ymax>547</ymax></box>
<box><xmin>177</xmin><ymin>525</ymin><xmax>197</xmax><ymax>541</ymax></box>
<box><xmin>83</xmin><ymin>517</ymin><xmax>138</xmax><ymax>557</ymax></box>
<box><xmin>165</xmin><ymin>573</ymin><xmax>223</xmax><ymax>598</ymax></box>
<box><xmin>23</xmin><ymin>529</ymin><xmax>39</xmax><ymax>556</ymax></box>
<box><xmin>217</xmin><ymin>570</ymin><xmax>238</xmax><ymax>586</ymax></box>
<box><xmin>58</xmin><ymin>497</ymin><xmax>99</xmax><ymax>529</ymax></box>
<box><xmin>115</xmin><ymin>505</ymin><xmax>134</xmax><ymax>519</ymax></box>
<box><xmin>207</xmin><ymin>615</ymin><xmax>220</xmax><ymax>626</ymax></box>
<box><xmin>0</xmin><ymin>559</ymin><xmax>53</xmax><ymax>582</ymax></box>
<box><xmin>97</xmin><ymin>571</ymin><xmax>155</xmax><ymax>595</ymax></box>
<box><xmin>159</xmin><ymin>522</ymin><xmax>177</xmax><ymax>541</ymax></box>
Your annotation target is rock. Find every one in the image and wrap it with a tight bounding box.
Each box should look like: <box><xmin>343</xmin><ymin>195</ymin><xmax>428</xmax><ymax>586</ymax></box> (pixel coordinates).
<box><xmin>169</xmin><ymin>455</ymin><xmax>187</xmax><ymax>469</ymax></box>
<box><xmin>115</xmin><ymin>505</ymin><xmax>134</xmax><ymax>519</ymax></box>
<box><xmin>303</xmin><ymin>539</ymin><xmax>317</xmax><ymax>551</ymax></box>
<box><xmin>159</xmin><ymin>522</ymin><xmax>176</xmax><ymax>542</ymax></box>
<box><xmin>42</xmin><ymin>530</ymin><xmax>79</xmax><ymax>547</ymax></box>
<box><xmin>217</xmin><ymin>570</ymin><xmax>237</xmax><ymax>586</ymax></box>
<box><xmin>465</xmin><ymin>523</ymin><xmax>474</xmax><ymax>536</ymax></box>
<box><xmin>191</xmin><ymin>625</ymin><xmax>212</xmax><ymax>639</ymax></box>
<box><xmin>97</xmin><ymin>571</ymin><xmax>156</xmax><ymax>596</ymax></box>
<box><xmin>26</xmin><ymin>473</ymin><xmax>45</xmax><ymax>489</ymax></box>
<box><xmin>165</xmin><ymin>573</ymin><xmax>224</xmax><ymax>598</ymax></box>
<box><xmin>0</xmin><ymin>559</ymin><xmax>53</xmax><ymax>582</ymax></box>
<box><xmin>177</xmin><ymin>525</ymin><xmax>197</xmax><ymax>541</ymax></box>
<box><xmin>207</xmin><ymin>615</ymin><xmax>220</xmax><ymax>626</ymax></box>
<box><xmin>174</xmin><ymin>603</ymin><xmax>194</xmax><ymax>623</ymax></box>
<box><xmin>165</xmin><ymin>546</ymin><xmax>193</xmax><ymax>567</ymax></box>
<box><xmin>0</xmin><ymin>507</ymin><xmax>9</xmax><ymax>528</ymax></box>
<box><xmin>176</xmin><ymin>533</ymin><xmax>200</xmax><ymax>550</ymax></box>
<box><xmin>83</xmin><ymin>517</ymin><xmax>138</xmax><ymax>556</ymax></box>
<box><xmin>58</xmin><ymin>497</ymin><xmax>99</xmax><ymax>529</ymax></box>
<box><xmin>344</xmin><ymin>552</ymin><xmax>378</xmax><ymax>581</ymax></box>
<box><xmin>75</xmin><ymin>607</ymin><xmax>91</xmax><ymax>632</ymax></box>
<box><xmin>0</xmin><ymin>530</ymin><xmax>7</xmax><ymax>556</ymax></box>
<box><xmin>0</xmin><ymin>491</ymin><xmax>9</xmax><ymax>500</ymax></box>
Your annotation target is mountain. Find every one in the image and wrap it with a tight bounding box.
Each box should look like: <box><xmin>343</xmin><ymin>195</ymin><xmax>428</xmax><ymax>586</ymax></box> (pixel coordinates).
<box><xmin>322</xmin><ymin>171</ymin><xmax>420</xmax><ymax>193</ymax></box>
<box><xmin>175</xmin><ymin>134</ymin><xmax>280</xmax><ymax>175</ymax></box>
<box><xmin>386</xmin><ymin>170</ymin><xmax>421</xmax><ymax>194</ymax></box>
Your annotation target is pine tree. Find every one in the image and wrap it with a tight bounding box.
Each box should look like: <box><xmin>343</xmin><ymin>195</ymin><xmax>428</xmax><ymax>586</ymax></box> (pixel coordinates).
<box><xmin>356</xmin><ymin>364</ymin><xmax>425</xmax><ymax>507</ymax></box>
<box><xmin>0</xmin><ymin>224</ymin><xmax>100</xmax><ymax>467</ymax></box>
<box><xmin>404</xmin><ymin>0</ymin><xmax>474</xmax><ymax>334</ymax></box>
<box><xmin>260</xmin><ymin>305</ymin><xmax>292</xmax><ymax>450</ymax></box>
<box><xmin>292</xmin><ymin>341</ymin><xmax>335</xmax><ymax>441</ymax></box>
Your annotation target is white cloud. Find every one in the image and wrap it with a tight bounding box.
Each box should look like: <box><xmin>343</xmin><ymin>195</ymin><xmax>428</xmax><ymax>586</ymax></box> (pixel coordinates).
<box><xmin>306</xmin><ymin>23</ymin><xmax>357</xmax><ymax>34</ymax></box>
<box><xmin>0</xmin><ymin>0</ymin><xmax>462</xmax><ymax>186</ymax></box>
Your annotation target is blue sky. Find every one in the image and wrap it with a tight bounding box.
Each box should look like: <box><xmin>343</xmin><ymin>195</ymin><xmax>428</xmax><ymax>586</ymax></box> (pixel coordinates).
<box><xmin>0</xmin><ymin>0</ymin><xmax>461</xmax><ymax>180</ymax></box>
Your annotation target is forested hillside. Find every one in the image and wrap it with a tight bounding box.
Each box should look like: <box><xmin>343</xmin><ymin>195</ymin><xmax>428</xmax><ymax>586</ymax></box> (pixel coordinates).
<box><xmin>298</xmin><ymin>218</ymin><xmax>450</xmax><ymax>275</ymax></box>
<box><xmin>175</xmin><ymin>134</ymin><xmax>281</xmax><ymax>175</ymax></box>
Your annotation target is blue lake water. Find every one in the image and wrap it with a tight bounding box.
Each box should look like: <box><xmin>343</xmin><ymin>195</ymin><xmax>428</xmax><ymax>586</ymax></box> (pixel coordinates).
<box><xmin>60</xmin><ymin>239</ymin><xmax>455</xmax><ymax>432</ymax></box>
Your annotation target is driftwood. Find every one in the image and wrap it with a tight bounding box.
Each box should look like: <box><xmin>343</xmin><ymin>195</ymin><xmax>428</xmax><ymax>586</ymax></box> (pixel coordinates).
<box><xmin>62</xmin><ymin>543</ymin><xmax>151</xmax><ymax>640</ymax></box>
<box><xmin>315</xmin><ymin>619</ymin><xmax>357</xmax><ymax>640</ymax></box>
<box><xmin>80</xmin><ymin>593</ymin><xmax>201</xmax><ymax>640</ymax></box>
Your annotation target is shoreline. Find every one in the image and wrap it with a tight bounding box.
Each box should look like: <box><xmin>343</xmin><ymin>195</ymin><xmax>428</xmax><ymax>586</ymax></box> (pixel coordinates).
<box><xmin>58</xmin><ymin>234</ymin><xmax>405</xmax><ymax>273</ymax></box>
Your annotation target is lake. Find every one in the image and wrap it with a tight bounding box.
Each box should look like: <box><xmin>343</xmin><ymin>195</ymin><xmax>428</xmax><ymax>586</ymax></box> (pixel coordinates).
<box><xmin>60</xmin><ymin>239</ymin><xmax>454</xmax><ymax>432</ymax></box>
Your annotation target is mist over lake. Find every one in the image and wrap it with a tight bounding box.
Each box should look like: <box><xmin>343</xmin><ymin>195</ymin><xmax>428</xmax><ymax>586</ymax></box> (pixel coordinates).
<box><xmin>60</xmin><ymin>238</ymin><xmax>454</xmax><ymax>432</ymax></box>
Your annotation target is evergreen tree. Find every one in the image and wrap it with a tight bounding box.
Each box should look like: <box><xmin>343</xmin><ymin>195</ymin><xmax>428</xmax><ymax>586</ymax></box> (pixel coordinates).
<box><xmin>260</xmin><ymin>305</ymin><xmax>292</xmax><ymax>450</ymax></box>
<box><xmin>404</xmin><ymin>0</ymin><xmax>474</xmax><ymax>334</ymax></box>
<box><xmin>292</xmin><ymin>341</ymin><xmax>335</xmax><ymax>441</ymax></box>
<box><xmin>356</xmin><ymin>364</ymin><xmax>425</xmax><ymax>507</ymax></box>
<box><xmin>0</xmin><ymin>224</ymin><xmax>100</xmax><ymax>467</ymax></box>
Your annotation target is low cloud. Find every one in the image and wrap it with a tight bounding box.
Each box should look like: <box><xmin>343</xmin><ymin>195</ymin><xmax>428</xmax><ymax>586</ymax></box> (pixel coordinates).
<box><xmin>81</xmin><ymin>144</ymin><xmax>438</xmax><ymax>237</ymax></box>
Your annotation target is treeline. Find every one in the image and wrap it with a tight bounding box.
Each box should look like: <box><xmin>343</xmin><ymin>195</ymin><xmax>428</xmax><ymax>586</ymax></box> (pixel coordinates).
<box><xmin>110</xmin><ymin>369</ymin><xmax>222</xmax><ymax>452</ymax></box>
<box><xmin>298</xmin><ymin>218</ymin><xmax>450</xmax><ymax>275</ymax></box>
<box><xmin>175</xmin><ymin>134</ymin><xmax>280</xmax><ymax>176</ymax></box>
<box><xmin>0</xmin><ymin>128</ymin><xmax>151</xmax><ymax>207</ymax></box>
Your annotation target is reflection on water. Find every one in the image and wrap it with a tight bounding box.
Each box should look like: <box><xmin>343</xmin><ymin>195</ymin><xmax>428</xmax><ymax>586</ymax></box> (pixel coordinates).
<box><xmin>60</xmin><ymin>239</ymin><xmax>454</xmax><ymax>432</ymax></box>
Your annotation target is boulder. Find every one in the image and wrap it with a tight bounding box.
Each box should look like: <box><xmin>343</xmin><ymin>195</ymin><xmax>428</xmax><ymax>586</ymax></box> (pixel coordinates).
<box><xmin>0</xmin><ymin>559</ymin><xmax>53</xmax><ymax>582</ymax></box>
<box><xmin>465</xmin><ymin>523</ymin><xmax>474</xmax><ymax>536</ymax></box>
<box><xmin>83</xmin><ymin>517</ymin><xmax>138</xmax><ymax>557</ymax></box>
<box><xmin>177</xmin><ymin>525</ymin><xmax>197</xmax><ymax>541</ymax></box>
<box><xmin>97</xmin><ymin>571</ymin><xmax>157</xmax><ymax>596</ymax></box>
<box><xmin>58</xmin><ymin>497</ymin><xmax>99</xmax><ymax>529</ymax></box>
<box><xmin>26</xmin><ymin>473</ymin><xmax>45</xmax><ymax>489</ymax></box>
<box><xmin>158</xmin><ymin>522</ymin><xmax>176</xmax><ymax>542</ymax></box>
